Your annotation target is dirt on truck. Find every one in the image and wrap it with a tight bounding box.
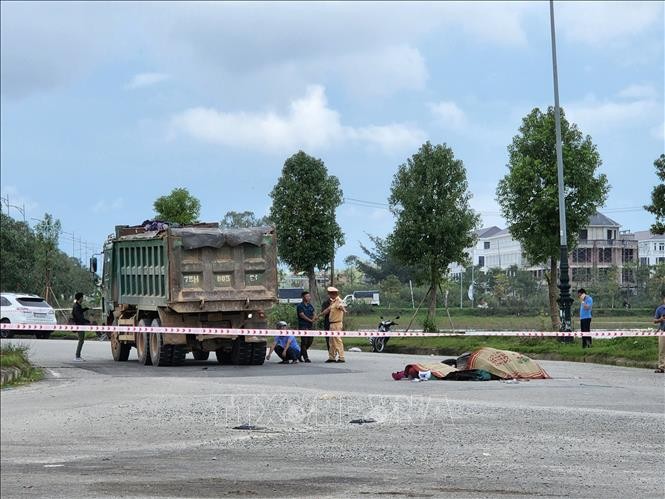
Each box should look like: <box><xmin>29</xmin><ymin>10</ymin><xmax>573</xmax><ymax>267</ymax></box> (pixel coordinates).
<box><xmin>101</xmin><ymin>222</ymin><xmax>277</xmax><ymax>366</ymax></box>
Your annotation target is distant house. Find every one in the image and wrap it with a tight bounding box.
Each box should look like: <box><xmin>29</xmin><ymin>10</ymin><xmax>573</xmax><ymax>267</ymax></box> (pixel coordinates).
<box><xmin>278</xmin><ymin>288</ymin><xmax>304</xmax><ymax>304</ymax></box>
<box><xmin>635</xmin><ymin>230</ymin><xmax>665</xmax><ymax>267</ymax></box>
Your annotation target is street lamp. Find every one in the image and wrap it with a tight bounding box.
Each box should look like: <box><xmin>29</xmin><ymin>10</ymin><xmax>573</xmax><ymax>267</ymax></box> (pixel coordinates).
<box><xmin>549</xmin><ymin>0</ymin><xmax>573</xmax><ymax>339</ymax></box>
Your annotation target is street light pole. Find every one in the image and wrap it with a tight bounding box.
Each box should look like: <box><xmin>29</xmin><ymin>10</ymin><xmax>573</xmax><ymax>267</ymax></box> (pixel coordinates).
<box><xmin>549</xmin><ymin>0</ymin><xmax>573</xmax><ymax>338</ymax></box>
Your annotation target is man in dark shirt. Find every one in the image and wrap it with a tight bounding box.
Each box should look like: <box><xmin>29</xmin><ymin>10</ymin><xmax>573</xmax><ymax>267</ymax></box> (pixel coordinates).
<box><xmin>297</xmin><ymin>291</ymin><xmax>315</xmax><ymax>363</ymax></box>
<box><xmin>72</xmin><ymin>292</ymin><xmax>90</xmax><ymax>361</ymax></box>
<box><xmin>320</xmin><ymin>295</ymin><xmax>332</xmax><ymax>351</ymax></box>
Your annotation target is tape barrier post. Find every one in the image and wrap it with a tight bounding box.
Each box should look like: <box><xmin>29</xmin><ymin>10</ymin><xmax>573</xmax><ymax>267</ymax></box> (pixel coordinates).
<box><xmin>0</xmin><ymin>323</ymin><xmax>662</xmax><ymax>338</ymax></box>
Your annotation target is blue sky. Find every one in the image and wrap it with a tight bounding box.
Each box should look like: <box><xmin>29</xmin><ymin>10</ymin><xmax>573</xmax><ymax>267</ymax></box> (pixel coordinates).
<box><xmin>1</xmin><ymin>1</ymin><xmax>663</xmax><ymax>266</ymax></box>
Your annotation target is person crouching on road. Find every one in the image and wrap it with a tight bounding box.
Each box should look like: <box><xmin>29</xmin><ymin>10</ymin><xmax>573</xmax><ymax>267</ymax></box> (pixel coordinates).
<box><xmin>319</xmin><ymin>286</ymin><xmax>347</xmax><ymax>363</ymax></box>
<box><xmin>297</xmin><ymin>291</ymin><xmax>316</xmax><ymax>363</ymax></box>
<box><xmin>266</xmin><ymin>321</ymin><xmax>301</xmax><ymax>364</ymax></box>
<box><xmin>72</xmin><ymin>292</ymin><xmax>90</xmax><ymax>361</ymax></box>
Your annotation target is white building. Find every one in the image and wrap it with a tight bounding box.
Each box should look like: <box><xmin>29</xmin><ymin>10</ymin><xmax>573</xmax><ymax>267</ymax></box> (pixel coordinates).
<box><xmin>635</xmin><ymin>230</ymin><xmax>665</xmax><ymax>266</ymax></box>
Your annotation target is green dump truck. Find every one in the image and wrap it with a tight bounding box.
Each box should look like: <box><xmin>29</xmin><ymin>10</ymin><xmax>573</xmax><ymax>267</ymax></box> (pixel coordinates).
<box><xmin>101</xmin><ymin>223</ymin><xmax>277</xmax><ymax>366</ymax></box>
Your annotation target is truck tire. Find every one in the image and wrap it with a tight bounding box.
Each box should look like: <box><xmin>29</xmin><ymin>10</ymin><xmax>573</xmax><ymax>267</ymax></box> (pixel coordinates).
<box><xmin>192</xmin><ymin>350</ymin><xmax>210</xmax><ymax>361</ymax></box>
<box><xmin>149</xmin><ymin>318</ymin><xmax>173</xmax><ymax>366</ymax></box>
<box><xmin>111</xmin><ymin>332</ymin><xmax>131</xmax><ymax>361</ymax></box>
<box><xmin>215</xmin><ymin>348</ymin><xmax>233</xmax><ymax>365</ymax></box>
<box><xmin>231</xmin><ymin>337</ymin><xmax>253</xmax><ymax>365</ymax></box>
<box><xmin>1</xmin><ymin>318</ymin><xmax>14</xmax><ymax>338</ymax></box>
<box><xmin>250</xmin><ymin>341</ymin><xmax>267</xmax><ymax>365</ymax></box>
<box><xmin>171</xmin><ymin>346</ymin><xmax>187</xmax><ymax>366</ymax></box>
<box><xmin>135</xmin><ymin>319</ymin><xmax>152</xmax><ymax>366</ymax></box>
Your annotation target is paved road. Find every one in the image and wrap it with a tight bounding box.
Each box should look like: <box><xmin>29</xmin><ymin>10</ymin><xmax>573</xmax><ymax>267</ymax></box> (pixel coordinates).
<box><xmin>1</xmin><ymin>338</ymin><xmax>664</xmax><ymax>498</ymax></box>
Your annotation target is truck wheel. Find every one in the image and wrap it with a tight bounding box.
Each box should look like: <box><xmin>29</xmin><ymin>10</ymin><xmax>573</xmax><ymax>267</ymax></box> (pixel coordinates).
<box><xmin>171</xmin><ymin>346</ymin><xmax>187</xmax><ymax>366</ymax></box>
<box><xmin>250</xmin><ymin>342</ymin><xmax>267</xmax><ymax>365</ymax></box>
<box><xmin>111</xmin><ymin>332</ymin><xmax>131</xmax><ymax>361</ymax></box>
<box><xmin>192</xmin><ymin>350</ymin><xmax>210</xmax><ymax>361</ymax></box>
<box><xmin>135</xmin><ymin>319</ymin><xmax>152</xmax><ymax>366</ymax></box>
<box><xmin>232</xmin><ymin>337</ymin><xmax>253</xmax><ymax>365</ymax></box>
<box><xmin>149</xmin><ymin>318</ymin><xmax>173</xmax><ymax>367</ymax></box>
<box><xmin>215</xmin><ymin>349</ymin><xmax>233</xmax><ymax>365</ymax></box>
<box><xmin>1</xmin><ymin>319</ymin><xmax>14</xmax><ymax>338</ymax></box>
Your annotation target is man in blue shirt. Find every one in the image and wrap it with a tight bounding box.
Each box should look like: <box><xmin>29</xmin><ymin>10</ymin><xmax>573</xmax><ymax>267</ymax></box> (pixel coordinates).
<box><xmin>577</xmin><ymin>288</ymin><xmax>593</xmax><ymax>348</ymax></box>
<box><xmin>654</xmin><ymin>295</ymin><xmax>665</xmax><ymax>374</ymax></box>
<box><xmin>296</xmin><ymin>291</ymin><xmax>315</xmax><ymax>363</ymax></box>
<box><xmin>266</xmin><ymin>321</ymin><xmax>301</xmax><ymax>364</ymax></box>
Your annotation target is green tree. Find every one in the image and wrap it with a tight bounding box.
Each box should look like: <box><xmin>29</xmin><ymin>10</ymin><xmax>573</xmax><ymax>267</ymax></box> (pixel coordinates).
<box><xmin>380</xmin><ymin>274</ymin><xmax>402</xmax><ymax>308</ymax></box>
<box><xmin>645</xmin><ymin>153</ymin><xmax>665</xmax><ymax>234</ymax></box>
<box><xmin>356</xmin><ymin>235</ymin><xmax>417</xmax><ymax>284</ymax></box>
<box><xmin>496</xmin><ymin>107</ymin><xmax>609</xmax><ymax>330</ymax></box>
<box><xmin>0</xmin><ymin>213</ymin><xmax>38</xmax><ymax>293</ymax></box>
<box><xmin>269</xmin><ymin>151</ymin><xmax>344</xmax><ymax>305</ymax></box>
<box><xmin>388</xmin><ymin>141</ymin><xmax>480</xmax><ymax>329</ymax></box>
<box><xmin>220</xmin><ymin>210</ymin><xmax>271</xmax><ymax>228</ymax></box>
<box><xmin>153</xmin><ymin>187</ymin><xmax>201</xmax><ymax>225</ymax></box>
<box><xmin>34</xmin><ymin>213</ymin><xmax>62</xmax><ymax>301</ymax></box>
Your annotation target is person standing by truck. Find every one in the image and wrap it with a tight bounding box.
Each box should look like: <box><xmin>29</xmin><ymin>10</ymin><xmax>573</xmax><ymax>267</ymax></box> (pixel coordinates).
<box><xmin>72</xmin><ymin>292</ymin><xmax>90</xmax><ymax>361</ymax></box>
<box><xmin>297</xmin><ymin>291</ymin><xmax>315</xmax><ymax>363</ymax></box>
<box><xmin>319</xmin><ymin>287</ymin><xmax>347</xmax><ymax>363</ymax></box>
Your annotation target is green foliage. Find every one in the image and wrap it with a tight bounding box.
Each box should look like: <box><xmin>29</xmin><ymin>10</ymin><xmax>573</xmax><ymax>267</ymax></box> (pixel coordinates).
<box><xmin>388</xmin><ymin>141</ymin><xmax>480</xmax><ymax>321</ymax></box>
<box><xmin>0</xmin><ymin>344</ymin><xmax>43</xmax><ymax>386</ymax></box>
<box><xmin>0</xmin><ymin>213</ymin><xmax>95</xmax><ymax>303</ymax></box>
<box><xmin>0</xmin><ymin>214</ymin><xmax>38</xmax><ymax>293</ymax></box>
<box><xmin>153</xmin><ymin>187</ymin><xmax>201</xmax><ymax>225</ymax></box>
<box><xmin>380</xmin><ymin>274</ymin><xmax>402</xmax><ymax>307</ymax></box>
<box><xmin>269</xmin><ymin>151</ymin><xmax>344</xmax><ymax>302</ymax></box>
<box><xmin>220</xmin><ymin>210</ymin><xmax>271</xmax><ymax>228</ymax></box>
<box><xmin>496</xmin><ymin>107</ymin><xmax>609</xmax><ymax>265</ymax></box>
<box><xmin>266</xmin><ymin>303</ymin><xmax>297</xmax><ymax>327</ymax></box>
<box><xmin>422</xmin><ymin>317</ymin><xmax>438</xmax><ymax>333</ymax></box>
<box><xmin>645</xmin><ymin>153</ymin><xmax>665</xmax><ymax>234</ymax></box>
<box><xmin>356</xmin><ymin>235</ymin><xmax>416</xmax><ymax>284</ymax></box>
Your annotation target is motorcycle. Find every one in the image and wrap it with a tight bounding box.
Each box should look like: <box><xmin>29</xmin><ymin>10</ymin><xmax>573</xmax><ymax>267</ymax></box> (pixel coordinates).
<box><xmin>370</xmin><ymin>316</ymin><xmax>399</xmax><ymax>353</ymax></box>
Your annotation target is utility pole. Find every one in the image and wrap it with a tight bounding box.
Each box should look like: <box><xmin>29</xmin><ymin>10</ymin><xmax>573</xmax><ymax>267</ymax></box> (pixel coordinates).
<box><xmin>549</xmin><ymin>0</ymin><xmax>573</xmax><ymax>339</ymax></box>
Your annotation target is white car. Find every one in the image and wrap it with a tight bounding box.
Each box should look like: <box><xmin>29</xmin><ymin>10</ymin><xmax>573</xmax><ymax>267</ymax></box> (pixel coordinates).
<box><xmin>0</xmin><ymin>292</ymin><xmax>57</xmax><ymax>339</ymax></box>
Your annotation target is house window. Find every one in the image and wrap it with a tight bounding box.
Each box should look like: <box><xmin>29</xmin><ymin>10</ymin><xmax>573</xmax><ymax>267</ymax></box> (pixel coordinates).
<box><xmin>484</xmin><ymin>242</ymin><xmax>490</xmax><ymax>249</ymax></box>
<box><xmin>639</xmin><ymin>257</ymin><xmax>649</xmax><ymax>266</ymax></box>
<box><xmin>657</xmin><ymin>257</ymin><xmax>665</xmax><ymax>265</ymax></box>
<box><xmin>659</xmin><ymin>243</ymin><xmax>665</xmax><ymax>252</ymax></box>
<box><xmin>598</xmin><ymin>248</ymin><xmax>612</xmax><ymax>263</ymax></box>
<box><xmin>478</xmin><ymin>256</ymin><xmax>485</xmax><ymax>267</ymax></box>
<box><xmin>622</xmin><ymin>249</ymin><xmax>634</xmax><ymax>263</ymax></box>
<box><xmin>607</xmin><ymin>230</ymin><xmax>614</xmax><ymax>240</ymax></box>
<box><xmin>572</xmin><ymin>248</ymin><xmax>591</xmax><ymax>263</ymax></box>
<box><xmin>572</xmin><ymin>268</ymin><xmax>591</xmax><ymax>282</ymax></box>
<box><xmin>579</xmin><ymin>229</ymin><xmax>588</xmax><ymax>241</ymax></box>
<box><xmin>622</xmin><ymin>269</ymin><xmax>635</xmax><ymax>284</ymax></box>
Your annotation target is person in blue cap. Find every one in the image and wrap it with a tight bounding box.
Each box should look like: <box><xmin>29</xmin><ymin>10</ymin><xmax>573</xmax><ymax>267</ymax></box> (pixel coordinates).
<box><xmin>266</xmin><ymin>321</ymin><xmax>301</xmax><ymax>364</ymax></box>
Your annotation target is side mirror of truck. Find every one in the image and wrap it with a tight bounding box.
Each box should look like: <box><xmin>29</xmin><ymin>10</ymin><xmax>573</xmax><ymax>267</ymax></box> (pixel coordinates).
<box><xmin>89</xmin><ymin>256</ymin><xmax>98</xmax><ymax>273</ymax></box>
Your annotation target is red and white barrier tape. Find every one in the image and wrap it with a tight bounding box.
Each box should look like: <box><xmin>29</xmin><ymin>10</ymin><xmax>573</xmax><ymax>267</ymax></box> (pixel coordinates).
<box><xmin>0</xmin><ymin>323</ymin><xmax>662</xmax><ymax>337</ymax></box>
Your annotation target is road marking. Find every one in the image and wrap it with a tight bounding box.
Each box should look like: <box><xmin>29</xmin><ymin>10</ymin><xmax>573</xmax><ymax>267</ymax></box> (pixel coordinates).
<box><xmin>47</xmin><ymin>369</ymin><xmax>61</xmax><ymax>378</ymax></box>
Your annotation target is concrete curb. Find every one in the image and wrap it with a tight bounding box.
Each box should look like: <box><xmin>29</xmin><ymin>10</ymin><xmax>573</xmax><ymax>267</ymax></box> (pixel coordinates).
<box><xmin>0</xmin><ymin>365</ymin><xmax>32</xmax><ymax>386</ymax></box>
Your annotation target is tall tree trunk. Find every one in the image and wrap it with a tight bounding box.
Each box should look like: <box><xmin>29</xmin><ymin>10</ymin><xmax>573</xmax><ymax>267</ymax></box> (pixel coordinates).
<box><xmin>426</xmin><ymin>284</ymin><xmax>437</xmax><ymax>329</ymax></box>
<box><xmin>546</xmin><ymin>258</ymin><xmax>561</xmax><ymax>331</ymax></box>
<box><xmin>307</xmin><ymin>269</ymin><xmax>320</xmax><ymax>307</ymax></box>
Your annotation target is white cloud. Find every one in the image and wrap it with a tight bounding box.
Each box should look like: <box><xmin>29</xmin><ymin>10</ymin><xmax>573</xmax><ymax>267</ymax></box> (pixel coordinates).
<box><xmin>125</xmin><ymin>72</ymin><xmax>170</xmax><ymax>89</ymax></box>
<box><xmin>93</xmin><ymin>197</ymin><xmax>124</xmax><ymax>214</ymax></box>
<box><xmin>558</xmin><ymin>2</ymin><xmax>663</xmax><ymax>46</ymax></box>
<box><xmin>429</xmin><ymin>101</ymin><xmax>468</xmax><ymax>131</ymax></box>
<box><xmin>617</xmin><ymin>84</ymin><xmax>658</xmax><ymax>100</ymax></box>
<box><xmin>171</xmin><ymin>85</ymin><xmax>426</xmax><ymax>154</ymax></box>
<box><xmin>566</xmin><ymin>90</ymin><xmax>661</xmax><ymax>134</ymax></box>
